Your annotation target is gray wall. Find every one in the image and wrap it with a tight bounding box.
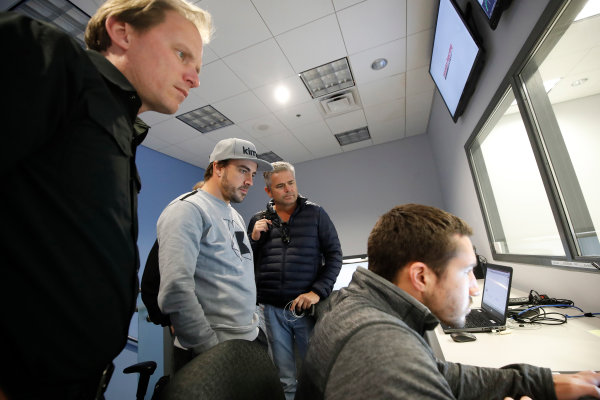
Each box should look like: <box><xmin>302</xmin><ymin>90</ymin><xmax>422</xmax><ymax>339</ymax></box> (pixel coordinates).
<box><xmin>427</xmin><ymin>0</ymin><xmax>600</xmax><ymax>311</ymax></box>
<box><xmin>235</xmin><ymin>134</ymin><xmax>445</xmax><ymax>256</ymax></box>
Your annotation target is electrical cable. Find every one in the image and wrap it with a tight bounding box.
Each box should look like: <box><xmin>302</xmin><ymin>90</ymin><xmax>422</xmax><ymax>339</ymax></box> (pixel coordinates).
<box><xmin>283</xmin><ymin>300</ymin><xmax>306</xmax><ymax>322</ymax></box>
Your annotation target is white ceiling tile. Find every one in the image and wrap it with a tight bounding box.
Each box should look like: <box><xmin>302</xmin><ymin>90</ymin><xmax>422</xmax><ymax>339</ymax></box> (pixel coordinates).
<box><xmin>549</xmin><ymin>18</ymin><xmax>600</xmax><ymax>59</ymax></box>
<box><xmin>340</xmin><ymin>139</ymin><xmax>374</xmax><ymax>152</ymax></box>
<box><xmin>364</xmin><ymin>98</ymin><xmax>405</xmax><ymax>124</ymax></box>
<box><xmin>213</xmin><ymin>91</ymin><xmax>270</xmax><ymax>124</ymax></box>
<box><xmin>170</xmin><ymin>133</ymin><xmax>218</xmax><ymax>167</ymax></box>
<box><xmin>199</xmin><ymin>0</ymin><xmax>272</xmax><ymax>57</ymax></box>
<box><xmin>252</xmin><ymin>75</ymin><xmax>313</xmax><ymax>112</ymax></box>
<box><xmin>333</xmin><ymin>0</ymin><xmax>365</xmax><ymax>11</ymax></box>
<box><xmin>201</xmin><ymin>45</ymin><xmax>220</xmax><ymax>65</ymax></box>
<box><xmin>290</xmin><ymin>120</ymin><xmax>343</xmax><ymax>158</ymax></box>
<box><xmin>369</xmin><ymin>117</ymin><xmax>406</xmax><ymax>144</ymax></box>
<box><xmin>406</xmin><ymin>111</ymin><xmax>430</xmax><ymax>137</ymax></box>
<box><xmin>539</xmin><ymin>50</ymin><xmax>587</xmax><ymax>81</ymax></box>
<box><xmin>569</xmin><ymin>46</ymin><xmax>600</xmax><ymax>76</ymax></box>
<box><xmin>195</xmin><ymin>60</ymin><xmax>248</xmax><ymax>103</ymax></box>
<box><xmin>159</xmin><ymin>144</ymin><xmax>205</xmax><ymax>166</ymax></box>
<box><xmin>350</xmin><ymin>38</ymin><xmax>407</xmax><ymax>85</ymax></box>
<box><xmin>337</xmin><ymin>0</ymin><xmax>407</xmax><ymax>55</ymax></box>
<box><xmin>199</xmin><ymin>124</ymin><xmax>248</xmax><ymax>142</ymax></box>
<box><xmin>406</xmin><ymin>29</ymin><xmax>434</xmax><ymax>70</ymax></box>
<box><xmin>406</xmin><ymin>66</ymin><xmax>435</xmax><ymax>96</ymax></box>
<box><xmin>139</xmin><ymin>111</ymin><xmax>172</xmax><ymax>126</ymax></box>
<box><xmin>150</xmin><ymin>118</ymin><xmax>202</xmax><ymax>145</ymax></box>
<box><xmin>274</xmin><ymin>101</ymin><xmax>324</xmax><ymax>129</ymax></box>
<box><xmin>176</xmin><ymin>91</ymin><xmax>210</xmax><ymax>115</ymax></box>
<box><xmin>276</xmin><ymin>14</ymin><xmax>347</xmax><ymax>73</ymax></box>
<box><xmin>223</xmin><ymin>39</ymin><xmax>295</xmax><ymax>89</ymax></box>
<box><xmin>357</xmin><ymin>73</ymin><xmax>405</xmax><ymax>107</ymax></box>
<box><xmin>258</xmin><ymin>131</ymin><xmax>313</xmax><ymax>163</ymax></box>
<box><xmin>325</xmin><ymin>109</ymin><xmax>367</xmax><ymax>134</ymax></box>
<box><xmin>406</xmin><ymin>91</ymin><xmax>433</xmax><ymax>116</ymax></box>
<box><xmin>238</xmin><ymin>114</ymin><xmax>289</xmax><ymax>139</ymax></box>
<box><xmin>407</xmin><ymin>0</ymin><xmax>437</xmax><ymax>35</ymax></box>
<box><xmin>252</xmin><ymin>0</ymin><xmax>334</xmax><ymax>36</ymax></box>
<box><xmin>141</xmin><ymin>134</ymin><xmax>171</xmax><ymax>151</ymax></box>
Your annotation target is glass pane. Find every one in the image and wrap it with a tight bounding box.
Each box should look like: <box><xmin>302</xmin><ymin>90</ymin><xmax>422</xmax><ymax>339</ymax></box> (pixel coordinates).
<box><xmin>472</xmin><ymin>89</ymin><xmax>565</xmax><ymax>256</ymax></box>
<box><xmin>524</xmin><ymin>3</ymin><xmax>600</xmax><ymax>256</ymax></box>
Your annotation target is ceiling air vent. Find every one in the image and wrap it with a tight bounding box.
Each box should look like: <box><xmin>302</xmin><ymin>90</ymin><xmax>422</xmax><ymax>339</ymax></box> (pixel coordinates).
<box><xmin>318</xmin><ymin>87</ymin><xmax>362</xmax><ymax>117</ymax></box>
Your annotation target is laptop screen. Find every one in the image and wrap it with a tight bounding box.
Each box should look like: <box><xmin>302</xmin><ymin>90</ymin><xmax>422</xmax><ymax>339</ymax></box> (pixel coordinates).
<box><xmin>481</xmin><ymin>265</ymin><xmax>512</xmax><ymax>320</ymax></box>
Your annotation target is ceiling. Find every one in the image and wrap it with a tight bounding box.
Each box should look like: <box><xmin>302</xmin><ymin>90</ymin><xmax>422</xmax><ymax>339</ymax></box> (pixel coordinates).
<box><xmin>35</xmin><ymin>0</ymin><xmax>439</xmax><ymax>168</ymax></box>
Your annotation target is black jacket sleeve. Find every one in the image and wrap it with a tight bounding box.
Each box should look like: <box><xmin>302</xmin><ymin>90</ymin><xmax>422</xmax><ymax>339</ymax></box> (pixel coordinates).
<box><xmin>311</xmin><ymin>208</ymin><xmax>343</xmax><ymax>299</ymax></box>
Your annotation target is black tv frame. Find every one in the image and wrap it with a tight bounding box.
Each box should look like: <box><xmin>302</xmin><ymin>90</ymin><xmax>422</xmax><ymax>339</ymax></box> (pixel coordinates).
<box><xmin>429</xmin><ymin>0</ymin><xmax>485</xmax><ymax>123</ymax></box>
<box><xmin>475</xmin><ymin>0</ymin><xmax>513</xmax><ymax>30</ymax></box>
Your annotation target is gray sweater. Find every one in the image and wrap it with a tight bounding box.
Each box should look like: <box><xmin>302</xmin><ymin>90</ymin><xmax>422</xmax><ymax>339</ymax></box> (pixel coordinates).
<box><xmin>157</xmin><ymin>190</ymin><xmax>258</xmax><ymax>354</ymax></box>
<box><xmin>296</xmin><ymin>267</ymin><xmax>556</xmax><ymax>400</ymax></box>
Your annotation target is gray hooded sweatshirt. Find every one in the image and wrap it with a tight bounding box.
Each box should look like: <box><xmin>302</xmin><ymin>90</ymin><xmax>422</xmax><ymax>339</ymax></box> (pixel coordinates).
<box><xmin>296</xmin><ymin>267</ymin><xmax>556</xmax><ymax>400</ymax></box>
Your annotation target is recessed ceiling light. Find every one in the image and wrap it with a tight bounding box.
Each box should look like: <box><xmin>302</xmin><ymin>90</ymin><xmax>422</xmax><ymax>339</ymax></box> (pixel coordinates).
<box><xmin>371</xmin><ymin>58</ymin><xmax>388</xmax><ymax>70</ymax></box>
<box><xmin>12</xmin><ymin>0</ymin><xmax>90</xmax><ymax>48</ymax></box>
<box><xmin>176</xmin><ymin>105</ymin><xmax>233</xmax><ymax>133</ymax></box>
<box><xmin>335</xmin><ymin>126</ymin><xmax>371</xmax><ymax>146</ymax></box>
<box><xmin>274</xmin><ymin>85</ymin><xmax>290</xmax><ymax>103</ymax></box>
<box><xmin>299</xmin><ymin>57</ymin><xmax>355</xmax><ymax>99</ymax></box>
<box><xmin>571</xmin><ymin>78</ymin><xmax>588</xmax><ymax>87</ymax></box>
<box><xmin>258</xmin><ymin>151</ymin><xmax>283</xmax><ymax>163</ymax></box>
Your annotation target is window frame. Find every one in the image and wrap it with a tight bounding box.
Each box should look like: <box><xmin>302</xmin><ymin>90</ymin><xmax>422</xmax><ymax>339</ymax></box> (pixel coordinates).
<box><xmin>464</xmin><ymin>0</ymin><xmax>600</xmax><ymax>271</ymax></box>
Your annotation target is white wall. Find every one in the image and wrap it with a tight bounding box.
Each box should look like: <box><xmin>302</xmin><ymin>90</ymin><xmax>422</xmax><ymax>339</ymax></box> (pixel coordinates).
<box><xmin>235</xmin><ymin>134</ymin><xmax>445</xmax><ymax>256</ymax></box>
<box><xmin>427</xmin><ymin>0</ymin><xmax>600</xmax><ymax>311</ymax></box>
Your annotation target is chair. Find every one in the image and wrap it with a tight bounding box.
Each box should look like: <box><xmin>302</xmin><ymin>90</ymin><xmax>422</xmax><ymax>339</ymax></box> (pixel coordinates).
<box><xmin>161</xmin><ymin>339</ymin><xmax>285</xmax><ymax>400</ymax></box>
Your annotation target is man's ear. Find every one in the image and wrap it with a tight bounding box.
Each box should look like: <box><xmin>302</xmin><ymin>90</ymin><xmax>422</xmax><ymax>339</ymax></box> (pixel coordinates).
<box><xmin>105</xmin><ymin>15</ymin><xmax>131</xmax><ymax>51</ymax></box>
<box><xmin>264</xmin><ymin>186</ymin><xmax>272</xmax><ymax>198</ymax></box>
<box><xmin>407</xmin><ymin>261</ymin><xmax>428</xmax><ymax>293</ymax></box>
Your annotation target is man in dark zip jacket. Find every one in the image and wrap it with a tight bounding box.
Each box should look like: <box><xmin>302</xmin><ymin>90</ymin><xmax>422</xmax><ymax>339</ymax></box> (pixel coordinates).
<box><xmin>248</xmin><ymin>161</ymin><xmax>342</xmax><ymax>400</ymax></box>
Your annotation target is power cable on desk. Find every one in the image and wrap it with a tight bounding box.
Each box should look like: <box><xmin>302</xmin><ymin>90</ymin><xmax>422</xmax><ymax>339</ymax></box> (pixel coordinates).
<box><xmin>510</xmin><ymin>304</ymin><xmax>598</xmax><ymax>325</ymax></box>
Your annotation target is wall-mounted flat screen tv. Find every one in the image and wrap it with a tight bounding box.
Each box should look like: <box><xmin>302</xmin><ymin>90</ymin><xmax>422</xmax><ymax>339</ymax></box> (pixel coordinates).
<box><xmin>429</xmin><ymin>0</ymin><xmax>484</xmax><ymax>122</ymax></box>
<box><xmin>477</xmin><ymin>0</ymin><xmax>511</xmax><ymax>30</ymax></box>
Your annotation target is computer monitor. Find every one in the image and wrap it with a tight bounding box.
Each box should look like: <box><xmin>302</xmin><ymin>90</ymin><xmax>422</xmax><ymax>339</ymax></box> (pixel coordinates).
<box><xmin>476</xmin><ymin>0</ymin><xmax>512</xmax><ymax>30</ymax></box>
<box><xmin>429</xmin><ymin>0</ymin><xmax>484</xmax><ymax>122</ymax></box>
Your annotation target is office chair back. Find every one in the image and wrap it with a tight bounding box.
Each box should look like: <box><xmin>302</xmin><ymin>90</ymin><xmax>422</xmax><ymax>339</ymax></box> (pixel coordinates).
<box><xmin>162</xmin><ymin>339</ymin><xmax>285</xmax><ymax>400</ymax></box>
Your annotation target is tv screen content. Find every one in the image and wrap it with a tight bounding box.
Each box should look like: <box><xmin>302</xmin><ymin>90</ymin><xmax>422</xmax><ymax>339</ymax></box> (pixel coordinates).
<box><xmin>478</xmin><ymin>0</ymin><xmax>498</xmax><ymax>19</ymax></box>
<box><xmin>477</xmin><ymin>0</ymin><xmax>509</xmax><ymax>29</ymax></box>
<box><xmin>429</xmin><ymin>0</ymin><xmax>483</xmax><ymax>122</ymax></box>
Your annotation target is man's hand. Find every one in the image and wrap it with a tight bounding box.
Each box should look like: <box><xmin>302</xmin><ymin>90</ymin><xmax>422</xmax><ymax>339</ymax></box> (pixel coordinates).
<box><xmin>553</xmin><ymin>370</ymin><xmax>600</xmax><ymax>400</ymax></box>
<box><xmin>251</xmin><ymin>218</ymin><xmax>272</xmax><ymax>241</ymax></box>
<box><xmin>291</xmin><ymin>291</ymin><xmax>320</xmax><ymax>312</ymax></box>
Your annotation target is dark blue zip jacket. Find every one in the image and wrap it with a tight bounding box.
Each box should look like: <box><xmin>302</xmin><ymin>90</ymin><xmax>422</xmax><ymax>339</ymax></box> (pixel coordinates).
<box><xmin>248</xmin><ymin>196</ymin><xmax>343</xmax><ymax>308</ymax></box>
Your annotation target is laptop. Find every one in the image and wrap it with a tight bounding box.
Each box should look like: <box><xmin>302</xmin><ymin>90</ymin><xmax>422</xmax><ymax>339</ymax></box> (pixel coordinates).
<box><xmin>442</xmin><ymin>263</ymin><xmax>513</xmax><ymax>333</ymax></box>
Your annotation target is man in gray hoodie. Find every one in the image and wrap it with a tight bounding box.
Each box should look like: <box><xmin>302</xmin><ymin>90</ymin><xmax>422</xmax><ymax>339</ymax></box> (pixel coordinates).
<box><xmin>296</xmin><ymin>204</ymin><xmax>600</xmax><ymax>400</ymax></box>
<box><xmin>157</xmin><ymin>138</ymin><xmax>272</xmax><ymax>371</ymax></box>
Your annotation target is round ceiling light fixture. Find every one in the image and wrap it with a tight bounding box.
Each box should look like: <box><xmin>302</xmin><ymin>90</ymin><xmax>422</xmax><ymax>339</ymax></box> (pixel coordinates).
<box><xmin>371</xmin><ymin>58</ymin><xmax>388</xmax><ymax>70</ymax></box>
<box><xmin>274</xmin><ymin>85</ymin><xmax>290</xmax><ymax>103</ymax></box>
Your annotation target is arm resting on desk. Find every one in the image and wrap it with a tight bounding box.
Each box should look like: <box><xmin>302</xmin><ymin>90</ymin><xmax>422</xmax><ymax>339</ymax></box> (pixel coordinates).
<box><xmin>438</xmin><ymin>361</ymin><xmax>556</xmax><ymax>400</ymax></box>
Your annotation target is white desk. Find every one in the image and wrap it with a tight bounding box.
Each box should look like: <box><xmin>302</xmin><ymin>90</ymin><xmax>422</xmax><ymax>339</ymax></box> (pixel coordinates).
<box><xmin>429</xmin><ymin>283</ymin><xmax>600</xmax><ymax>372</ymax></box>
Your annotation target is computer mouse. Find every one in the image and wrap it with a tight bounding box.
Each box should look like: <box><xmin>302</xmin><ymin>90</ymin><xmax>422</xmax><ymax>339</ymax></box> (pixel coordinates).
<box><xmin>450</xmin><ymin>332</ymin><xmax>477</xmax><ymax>342</ymax></box>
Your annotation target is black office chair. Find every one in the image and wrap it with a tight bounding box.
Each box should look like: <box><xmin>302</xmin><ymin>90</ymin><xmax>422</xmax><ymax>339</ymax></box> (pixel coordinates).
<box><xmin>123</xmin><ymin>360</ymin><xmax>157</xmax><ymax>400</ymax></box>
<box><xmin>161</xmin><ymin>339</ymin><xmax>285</xmax><ymax>400</ymax></box>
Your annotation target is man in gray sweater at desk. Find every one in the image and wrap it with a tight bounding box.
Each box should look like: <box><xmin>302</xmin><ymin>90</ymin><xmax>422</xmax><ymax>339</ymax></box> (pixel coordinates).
<box><xmin>296</xmin><ymin>204</ymin><xmax>600</xmax><ymax>400</ymax></box>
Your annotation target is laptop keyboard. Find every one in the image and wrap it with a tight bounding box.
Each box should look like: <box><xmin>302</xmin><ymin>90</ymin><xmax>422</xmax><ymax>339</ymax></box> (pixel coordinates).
<box><xmin>464</xmin><ymin>310</ymin><xmax>495</xmax><ymax>328</ymax></box>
